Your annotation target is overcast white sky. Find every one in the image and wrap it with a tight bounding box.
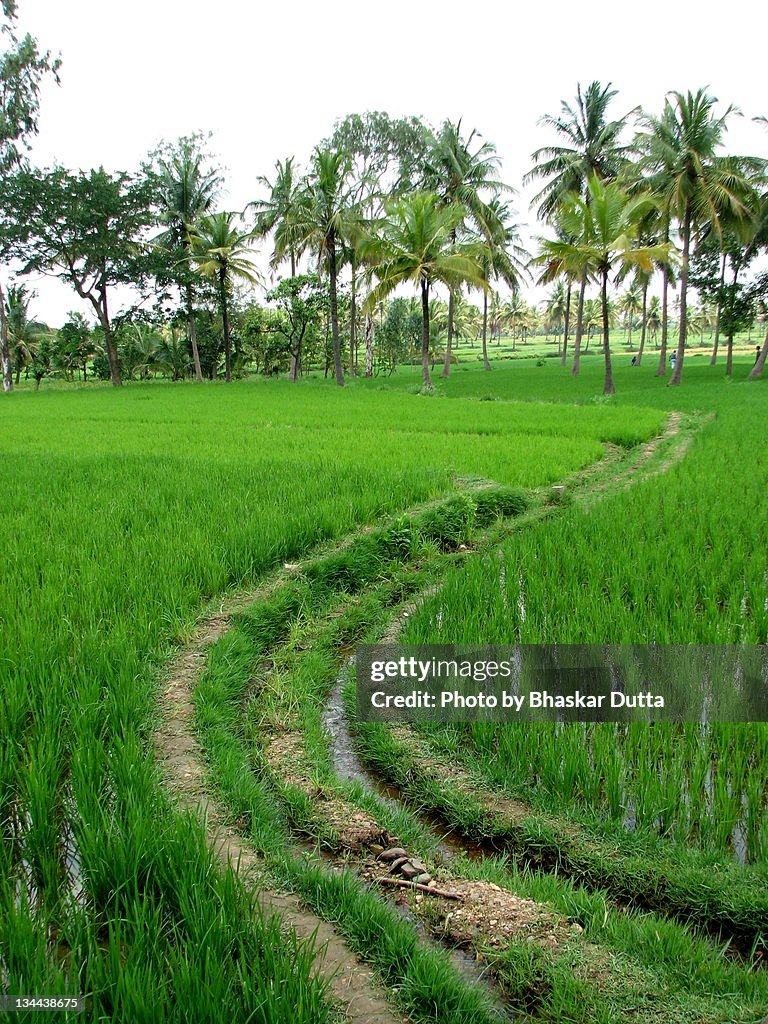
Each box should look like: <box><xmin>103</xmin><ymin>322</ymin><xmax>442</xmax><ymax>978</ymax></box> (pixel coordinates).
<box><xmin>12</xmin><ymin>0</ymin><xmax>768</xmax><ymax>325</ymax></box>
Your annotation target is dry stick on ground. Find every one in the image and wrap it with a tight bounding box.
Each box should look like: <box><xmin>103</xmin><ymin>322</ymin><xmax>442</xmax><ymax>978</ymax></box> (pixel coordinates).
<box><xmin>374</xmin><ymin>877</ymin><xmax>461</xmax><ymax>900</ymax></box>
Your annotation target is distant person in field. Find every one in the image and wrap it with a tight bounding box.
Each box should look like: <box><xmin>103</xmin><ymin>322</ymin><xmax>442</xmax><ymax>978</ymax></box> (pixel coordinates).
<box><xmin>631</xmin><ymin>355</ymin><xmax>637</xmax><ymax>366</ymax></box>
<box><xmin>756</xmin><ymin>345</ymin><xmax>762</xmax><ymax>364</ymax></box>
<box><xmin>670</xmin><ymin>352</ymin><xmax>676</xmax><ymax>370</ymax></box>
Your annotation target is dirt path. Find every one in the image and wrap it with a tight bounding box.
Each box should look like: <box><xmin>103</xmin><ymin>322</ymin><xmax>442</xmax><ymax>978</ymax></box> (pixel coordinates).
<box><xmin>155</xmin><ymin>614</ymin><xmax>407</xmax><ymax>1024</ymax></box>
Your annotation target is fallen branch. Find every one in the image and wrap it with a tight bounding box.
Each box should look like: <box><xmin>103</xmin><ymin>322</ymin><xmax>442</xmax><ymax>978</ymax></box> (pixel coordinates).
<box><xmin>374</xmin><ymin>876</ymin><xmax>460</xmax><ymax>900</ymax></box>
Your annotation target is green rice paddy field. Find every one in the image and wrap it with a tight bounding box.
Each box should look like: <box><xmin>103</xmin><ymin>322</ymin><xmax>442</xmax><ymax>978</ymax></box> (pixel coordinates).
<box><xmin>1</xmin><ymin>355</ymin><xmax>766</xmax><ymax>1023</ymax></box>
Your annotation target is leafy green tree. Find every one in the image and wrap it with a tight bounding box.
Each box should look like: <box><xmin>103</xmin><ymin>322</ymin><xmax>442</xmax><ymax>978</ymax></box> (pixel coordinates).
<box><xmin>257</xmin><ymin>274</ymin><xmax>326</xmax><ymax>381</ymax></box>
<box><xmin>56</xmin><ymin>311</ymin><xmax>93</xmax><ymax>380</ymax></box>
<box><xmin>0</xmin><ymin>1</ymin><xmax>60</xmax><ymax>392</ymax></box>
<box><xmin>189</xmin><ymin>212</ymin><xmax>260</xmax><ymax>382</ymax></box>
<box><xmin>691</xmin><ymin>229</ymin><xmax>758</xmax><ymax>376</ymax></box>
<box><xmin>329</xmin><ymin>111</ymin><xmax>432</xmax><ymax>196</ymax></box>
<box><xmin>375</xmin><ymin>296</ymin><xmax>421</xmax><ymax>373</ymax></box>
<box><xmin>147</xmin><ymin>134</ymin><xmax>222</xmax><ymax>381</ymax></box>
<box><xmin>360</xmin><ymin>192</ymin><xmax>484</xmax><ymax>388</ymax></box>
<box><xmin>0</xmin><ymin>166</ymin><xmax>155</xmax><ymax>386</ymax></box>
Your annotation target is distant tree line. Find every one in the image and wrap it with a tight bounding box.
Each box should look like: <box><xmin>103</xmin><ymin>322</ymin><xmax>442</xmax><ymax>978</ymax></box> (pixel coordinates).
<box><xmin>1</xmin><ymin>3</ymin><xmax>767</xmax><ymax>394</ymax></box>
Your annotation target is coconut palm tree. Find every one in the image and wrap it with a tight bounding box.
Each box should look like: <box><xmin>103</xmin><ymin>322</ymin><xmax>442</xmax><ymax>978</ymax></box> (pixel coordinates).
<box><xmin>544</xmin><ymin>281</ymin><xmax>568</xmax><ymax>354</ymax></box>
<box><xmin>189</xmin><ymin>213</ymin><xmax>260</xmax><ymax>382</ymax></box>
<box><xmin>360</xmin><ymin>192</ymin><xmax>485</xmax><ymax>389</ymax></box>
<box><xmin>541</xmin><ymin>176</ymin><xmax>668</xmax><ymax>393</ymax></box>
<box><xmin>526</xmin><ymin>82</ymin><xmax>633</xmax><ymax>217</ymax></box>
<box><xmin>527</xmin><ymin>82</ymin><xmax>634</xmax><ymax>373</ymax></box>
<box><xmin>646</xmin><ymin>295</ymin><xmax>662</xmax><ymax>345</ymax></box>
<box><xmin>638</xmin><ymin>90</ymin><xmax>757</xmax><ymax>385</ymax></box>
<box><xmin>424</xmin><ymin>120</ymin><xmax>510</xmax><ymax>376</ymax></box>
<box><xmin>620</xmin><ymin>282</ymin><xmax>643</xmax><ymax>347</ymax></box>
<box><xmin>3</xmin><ymin>284</ymin><xmax>45</xmax><ymax>383</ymax></box>
<box><xmin>153</xmin><ymin>137</ymin><xmax>221</xmax><ymax>381</ymax></box>
<box><xmin>251</xmin><ymin>157</ymin><xmax>307</xmax><ymax>278</ymax></box>
<box><xmin>474</xmin><ymin>199</ymin><xmax>528</xmax><ymax>370</ymax></box>
<box><xmin>294</xmin><ymin>148</ymin><xmax>358</xmax><ymax>387</ymax></box>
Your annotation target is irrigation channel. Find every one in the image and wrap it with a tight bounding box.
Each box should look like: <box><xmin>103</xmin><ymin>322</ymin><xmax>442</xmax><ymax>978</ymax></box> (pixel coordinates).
<box><xmin>155</xmin><ymin>409</ymin><xmax>765</xmax><ymax>1024</ymax></box>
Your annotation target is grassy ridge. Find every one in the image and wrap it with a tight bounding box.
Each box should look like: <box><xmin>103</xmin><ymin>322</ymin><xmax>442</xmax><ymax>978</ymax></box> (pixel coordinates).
<box><xmin>397</xmin><ymin>363</ymin><xmax>768</xmax><ymax>873</ymax></box>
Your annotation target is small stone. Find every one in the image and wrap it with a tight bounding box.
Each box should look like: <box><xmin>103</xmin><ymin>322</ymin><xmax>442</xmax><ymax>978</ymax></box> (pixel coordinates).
<box><xmin>389</xmin><ymin>856</ymin><xmax>410</xmax><ymax>873</ymax></box>
<box><xmin>414</xmin><ymin>873</ymin><xmax>432</xmax><ymax>885</ymax></box>
<box><xmin>378</xmin><ymin>847</ymin><xmax>408</xmax><ymax>862</ymax></box>
<box><xmin>408</xmin><ymin>857</ymin><xmax>427</xmax><ymax>872</ymax></box>
<box><xmin>401</xmin><ymin>863</ymin><xmax>420</xmax><ymax>880</ymax></box>
<box><xmin>370</xmin><ymin>844</ymin><xmax>384</xmax><ymax>856</ymax></box>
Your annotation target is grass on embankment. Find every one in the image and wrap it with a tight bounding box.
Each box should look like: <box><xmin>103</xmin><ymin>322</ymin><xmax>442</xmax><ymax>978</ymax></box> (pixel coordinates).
<box><xmin>195</xmin><ymin>562</ymin><xmax>768</xmax><ymax>1024</ymax></box>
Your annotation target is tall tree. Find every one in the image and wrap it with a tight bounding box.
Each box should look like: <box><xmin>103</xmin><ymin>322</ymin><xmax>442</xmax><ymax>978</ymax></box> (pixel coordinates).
<box><xmin>189</xmin><ymin>212</ymin><xmax>260</xmax><ymax>382</ymax></box>
<box><xmin>641</xmin><ymin>90</ymin><xmax>756</xmax><ymax>385</ymax></box>
<box><xmin>0</xmin><ymin>1</ymin><xmax>60</xmax><ymax>392</ymax></box>
<box><xmin>3</xmin><ymin>282</ymin><xmax>45</xmax><ymax>382</ymax></box>
<box><xmin>526</xmin><ymin>81</ymin><xmax>632</xmax><ymax>219</ymax></box>
<box><xmin>475</xmin><ymin>199</ymin><xmax>528</xmax><ymax>371</ymax></box>
<box><xmin>360</xmin><ymin>192</ymin><xmax>484</xmax><ymax>389</ymax></box>
<box><xmin>0</xmin><ymin>166</ymin><xmax>154</xmax><ymax>387</ymax></box>
<box><xmin>147</xmin><ymin>134</ymin><xmax>221</xmax><ymax>382</ymax></box>
<box><xmin>296</xmin><ymin>149</ymin><xmax>356</xmax><ymax>387</ymax></box>
<box><xmin>147</xmin><ymin>132</ymin><xmax>221</xmax><ymax>380</ymax></box>
<box><xmin>526</xmin><ymin>82</ymin><xmax>632</xmax><ymax>374</ymax></box>
<box><xmin>251</xmin><ymin>157</ymin><xmax>307</xmax><ymax>277</ymax></box>
<box><xmin>540</xmin><ymin>176</ymin><xmax>667</xmax><ymax>394</ymax></box>
<box><xmin>424</xmin><ymin>120</ymin><xmax>509</xmax><ymax>377</ymax></box>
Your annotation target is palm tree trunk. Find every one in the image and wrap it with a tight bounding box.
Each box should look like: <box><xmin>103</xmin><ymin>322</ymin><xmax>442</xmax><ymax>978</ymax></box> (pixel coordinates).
<box><xmin>442</xmin><ymin>288</ymin><xmax>455</xmax><ymax>377</ymax></box>
<box><xmin>349</xmin><ymin>259</ymin><xmax>356</xmax><ymax>378</ymax></box>
<box><xmin>670</xmin><ymin>205</ymin><xmax>691</xmax><ymax>387</ymax></box>
<box><xmin>571</xmin><ymin>272</ymin><xmax>587</xmax><ymax>376</ymax></box>
<box><xmin>637</xmin><ymin>281</ymin><xmax>648</xmax><ymax>365</ymax></box>
<box><xmin>185</xmin><ymin>283</ymin><xmax>203</xmax><ymax>382</ymax></box>
<box><xmin>725</xmin><ymin>332</ymin><xmax>734</xmax><ymax>376</ymax></box>
<box><xmin>219</xmin><ymin>269</ymin><xmax>231</xmax><ymax>383</ymax></box>
<box><xmin>482</xmin><ymin>290</ymin><xmax>491</xmax><ymax>371</ymax></box>
<box><xmin>748</xmin><ymin>323</ymin><xmax>768</xmax><ymax>379</ymax></box>
<box><xmin>0</xmin><ymin>281</ymin><xmax>14</xmax><ymax>393</ymax></box>
<box><xmin>601</xmin><ymin>269</ymin><xmax>615</xmax><ymax>395</ymax></box>
<box><xmin>421</xmin><ymin>279</ymin><xmax>432</xmax><ymax>389</ymax></box>
<box><xmin>561</xmin><ymin>283</ymin><xmax>572</xmax><ymax>366</ymax></box>
<box><xmin>365</xmin><ymin>314</ymin><xmax>374</xmax><ymax>378</ymax></box>
<box><xmin>724</xmin><ymin>262</ymin><xmax>740</xmax><ymax>378</ymax></box>
<box><xmin>709</xmin><ymin>251</ymin><xmax>726</xmax><ymax>365</ymax></box>
<box><xmin>328</xmin><ymin>230</ymin><xmax>344</xmax><ymax>387</ymax></box>
<box><xmin>656</xmin><ymin>224</ymin><xmax>670</xmax><ymax>376</ymax></box>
